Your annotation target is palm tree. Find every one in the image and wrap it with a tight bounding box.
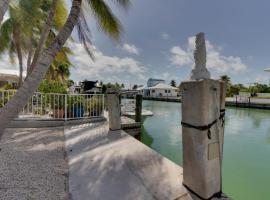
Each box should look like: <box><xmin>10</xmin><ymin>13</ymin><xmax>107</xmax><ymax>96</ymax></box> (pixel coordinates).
<box><xmin>0</xmin><ymin>0</ymin><xmax>68</xmax><ymax>86</ymax></box>
<box><xmin>0</xmin><ymin>0</ymin><xmax>67</xmax><ymax>86</ymax></box>
<box><xmin>28</xmin><ymin>0</ymin><xmax>59</xmax><ymax>74</ymax></box>
<box><xmin>46</xmin><ymin>46</ymin><xmax>72</xmax><ymax>80</ymax></box>
<box><xmin>0</xmin><ymin>6</ymin><xmax>27</xmax><ymax>87</ymax></box>
<box><xmin>220</xmin><ymin>75</ymin><xmax>231</xmax><ymax>84</ymax></box>
<box><xmin>0</xmin><ymin>0</ymin><xmax>131</xmax><ymax>137</ymax></box>
<box><xmin>170</xmin><ymin>80</ymin><xmax>176</xmax><ymax>87</ymax></box>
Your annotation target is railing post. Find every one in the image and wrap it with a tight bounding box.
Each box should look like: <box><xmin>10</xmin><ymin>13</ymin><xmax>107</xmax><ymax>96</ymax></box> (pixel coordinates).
<box><xmin>180</xmin><ymin>79</ymin><xmax>226</xmax><ymax>199</ymax></box>
<box><xmin>135</xmin><ymin>94</ymin><xmax>142</xmax><ymax>123</ymax></box>
<box><xmin>106</xmin><ymin>89</ymin><xmax>121</xmax><ymax>131</ymax></box>
<box><xmin>64</xmin><ymin>94</ymin><xmax>67</xmax><ymax>121</ymax></box>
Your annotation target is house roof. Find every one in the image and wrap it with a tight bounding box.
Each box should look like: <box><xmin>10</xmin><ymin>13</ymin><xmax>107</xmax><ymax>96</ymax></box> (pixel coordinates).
<box><xmin>148</xmin><ymin>83</ymin><xmax>178</xmax><ymax>90</ymax></box>
<box><xmin>0</xmin><ymin>73</ymin><xmax>19</xmax><ymax>82</ymax></box>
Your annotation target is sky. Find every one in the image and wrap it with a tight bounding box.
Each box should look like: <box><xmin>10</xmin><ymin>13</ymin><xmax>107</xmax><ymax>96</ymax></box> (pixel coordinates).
<box><xmin>1</xmin><ymin>0</ymin><xmax>270</xmax><ymax>87</ymax></box>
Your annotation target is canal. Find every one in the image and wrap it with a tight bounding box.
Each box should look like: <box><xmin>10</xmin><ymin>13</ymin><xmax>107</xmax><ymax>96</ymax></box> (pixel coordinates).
<box><xmin>141</xmin><ymin>100</ymin><xmax>270</xmax><ymax>200</ymax></box>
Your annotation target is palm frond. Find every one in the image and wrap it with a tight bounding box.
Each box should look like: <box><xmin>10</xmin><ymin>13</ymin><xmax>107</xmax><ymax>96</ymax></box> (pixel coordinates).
<box><xmin>84</xmin><ymin>0</ymin><xmax>122</xmax><ymax>40</ymax></box>
<box><xmin>54</xmin><ymin>0</ymin><xmax>68</xmax><ymax>29</ymax></box>
<box><xmin>0</xmin><ymin>18</ymin><xmax>14</xmax><ymax>52</ymax></box>
<box><xmin>76</xmin><ymin>12</ymin><xmax>94</xmax><ymax>60</ymax></box>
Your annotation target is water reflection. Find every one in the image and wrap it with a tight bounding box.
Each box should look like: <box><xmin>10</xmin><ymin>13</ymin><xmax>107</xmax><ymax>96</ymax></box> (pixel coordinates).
<box><xmin>141</xmin><ymin>126</ymin><xmax>153</xmax><ymax>146</ymax></box>
<box><xmin>141</xmin><ymin>101</ymin><xmax>270</xmax><ymax>200</ymax></box>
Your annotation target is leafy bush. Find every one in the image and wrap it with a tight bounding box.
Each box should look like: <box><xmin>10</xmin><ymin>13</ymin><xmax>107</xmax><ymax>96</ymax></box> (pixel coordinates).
<box><xmin>86</xmin><ymin>96</ymin><xmax>103</xmax><ymax>116</ymax></box>
<box><xmin>38</xmin><ymin>79</ymin><xmax>68</xmax><ymax>94</ymax></box>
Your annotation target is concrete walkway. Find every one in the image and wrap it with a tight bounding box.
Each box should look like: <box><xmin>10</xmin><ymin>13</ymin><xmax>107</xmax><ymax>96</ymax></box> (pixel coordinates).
<box><xmin>0</xmin><ymin>121</ymin><xmax>230</xmax><ymax>199</ymax></box>
<box><xmin>65</xmin><ymin>122</ymin><xmax>231</xmax><ymax>200</ymax></box>
<box><xmin>65</xmin><ymin>121</ymin><xmax>190</xmax><ymax>200</ymax></box>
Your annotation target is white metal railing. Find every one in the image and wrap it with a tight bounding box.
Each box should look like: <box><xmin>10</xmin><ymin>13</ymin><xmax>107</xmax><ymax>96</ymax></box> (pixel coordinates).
<box><xmin>0</xmin><ymin>90</ymin><xmax>105</xmax><ymax>120</ymax></box>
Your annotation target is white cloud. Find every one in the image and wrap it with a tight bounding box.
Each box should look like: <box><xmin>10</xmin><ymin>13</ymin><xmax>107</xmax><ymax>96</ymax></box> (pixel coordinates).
<box><xmin>170</xmin><ymin>46</ymin><xmax>192</xmax><ymax>66</ymax></box>
<box><xmin>0</xmin><ymin>53</ymin><xmax>27</xmax><ymax>76</ymax></box>
<box><xmin>161</xmin><ymin>32</ymin><xmax>170</xmax><ymax>40</ymax></box>
<box><xmin>170</xmin><ymin>36</ymin><xmax>248</xmax><ymax>74</ymax></box>
<box><xmin>254</xmin><ymin>74</ymin><xmax>270</xmax><ymax>84</ymax></box>
<box><xmin>70</xmin><ymin>43</ymin><xmax>147</xmax><ymax>82</ymax></box>
<box><xmin>121</xmin><ymin>43</ymin><xmax>139</xmax><ymax>55</ymax></box>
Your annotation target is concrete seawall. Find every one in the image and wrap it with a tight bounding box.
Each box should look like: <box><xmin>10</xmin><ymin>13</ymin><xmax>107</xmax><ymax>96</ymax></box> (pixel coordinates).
<box><xmin>141</xmin><ymin>97</ymin><xmax>270</xmax><ymax>110</ymax></box>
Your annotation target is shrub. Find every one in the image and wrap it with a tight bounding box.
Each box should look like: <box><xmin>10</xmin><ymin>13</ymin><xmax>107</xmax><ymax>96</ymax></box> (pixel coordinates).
<box><xmin>38</xmin><ymin>79</ymin><xmax>68</xmax><ymax>94</ymax></box>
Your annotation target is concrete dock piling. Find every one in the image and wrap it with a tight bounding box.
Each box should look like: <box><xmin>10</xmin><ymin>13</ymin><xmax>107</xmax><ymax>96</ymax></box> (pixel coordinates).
<box><xmin>181</xmin><ymin>79</ymin><xmax>226</xmax><ymax>199</ymax></box>
<box><xmin>107</xmin><ymin>89</ymin><xmax>121</xmax><ymax>131</ymax></box>
<box><xmin>135</xmin><ymin>94</ymin><xmax>143</xmax><ymax>123</ymax></box>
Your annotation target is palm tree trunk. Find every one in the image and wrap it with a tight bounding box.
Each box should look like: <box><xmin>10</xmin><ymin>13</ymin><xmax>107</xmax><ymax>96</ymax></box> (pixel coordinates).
<box><xmin>28</xmin><ymin>0</ymin><xmax>58</xmax><ymax>74</ymax></box>
<box><xmin>13</xmin><ymin>29</ymin><xmax>24</xmax><ymax>87</ymax></box>
<box><xmin>27</xmin><ymin>38</ymin><xmax>34</xmax><ymax>75</ymax></box>
<box><xmin>0</xmin><ymin>0</ymin><xmax>82</xmax><ymax>138</ymax></box>
<box><xmin>0</xmin><ymin>0</ymin><xmax>9</xmax><ymax>24</ymax></box>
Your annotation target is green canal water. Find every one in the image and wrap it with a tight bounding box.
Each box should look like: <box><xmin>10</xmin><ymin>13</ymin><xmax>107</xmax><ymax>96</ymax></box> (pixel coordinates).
<box><xmin>141</xmin><ymin>100</ymin><xmax>270</xmax><ymax>200</ymax></box>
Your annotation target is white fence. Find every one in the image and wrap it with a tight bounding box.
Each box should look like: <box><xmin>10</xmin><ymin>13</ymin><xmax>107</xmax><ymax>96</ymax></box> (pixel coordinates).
<box><xmin>0</xmin><ymin>90</ymin><xmax>105</xmax><ymax>120</ymax></box>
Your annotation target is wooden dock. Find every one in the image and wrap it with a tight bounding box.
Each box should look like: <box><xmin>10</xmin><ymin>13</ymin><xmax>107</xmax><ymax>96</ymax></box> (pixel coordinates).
<box><xmin>64</xmin><ymin>121</ymin><xmax>230</xmax><ymax>200</ymax></box>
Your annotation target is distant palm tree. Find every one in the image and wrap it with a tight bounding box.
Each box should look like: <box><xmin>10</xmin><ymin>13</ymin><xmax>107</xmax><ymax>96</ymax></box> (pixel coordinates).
<box><xmin>170</xmin><ymin>80</ymin><xmax>176</xmax><ymax>87</ymax></box>
<box><xmin>220</xmin><ymin>75</ymin><xmax>231</xmax><ymax>84</ymax></box>
<box><xmin>47</xmin><ymin>46</ymin><xmax>72</xmax><ymax>80</ymax></box>
<box><xmin>0</xmin><ymin>0</ymin><xmax>131</xmax><ymax>137</ymax></box>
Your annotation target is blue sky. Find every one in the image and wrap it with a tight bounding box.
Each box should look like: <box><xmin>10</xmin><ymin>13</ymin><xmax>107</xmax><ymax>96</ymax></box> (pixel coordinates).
<box><xmin>1</xmin><ymin>0</ymin><xmax>270</xmax><ymax>87</ymax></box>
<box><xmin>69</xmin><ymin>0</ymin><xmax>270</xmax><ymax>86</ymax></box>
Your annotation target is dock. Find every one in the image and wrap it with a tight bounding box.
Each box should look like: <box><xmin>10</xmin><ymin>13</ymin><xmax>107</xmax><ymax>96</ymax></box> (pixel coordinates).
<box><xmin>141</xmin><ymin>96</ymin><xmax>270</xmax><ymax>110</ymax></box>
<box><xmin>121</xmin><ymin>116</ymin><xmax>141</xmax><ymax>138</ymax></box>
<box><xmin>65</xmin><ymin>121</ymin><xmax>229</xmax><ymax>200</ymax></box>
<box><xmin>225</xmin><ymin>97</ymin><xmax>270</xmax><ymax>109</ymax></box>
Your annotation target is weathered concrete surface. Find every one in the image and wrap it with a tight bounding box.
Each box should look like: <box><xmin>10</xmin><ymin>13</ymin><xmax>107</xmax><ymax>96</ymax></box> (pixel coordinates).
<box><xmin>0</xmin><ymin>128</ymin><xmax>68</xmax><ymax>200</ymax></box>
<box><xmin>107</xmin><ymin>91</ymin><xmax>121</xmax><ymax>130</ymax></box>
<box><xmin>65</xmin><ymin>121</ymin><xmax>191</xmax><ymax>200</ymax></box>
<box><xmin>181</xmin><ymin>79</ymin><xmax>223</xmax><ymax>199</ymax></box>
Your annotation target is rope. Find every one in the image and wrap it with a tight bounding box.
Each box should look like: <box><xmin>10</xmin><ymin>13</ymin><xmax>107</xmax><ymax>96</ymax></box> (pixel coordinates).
<box><xmin>181</xmin><ymin>109</ymin><xmax>225</xmax><ymax>140</ymax></box>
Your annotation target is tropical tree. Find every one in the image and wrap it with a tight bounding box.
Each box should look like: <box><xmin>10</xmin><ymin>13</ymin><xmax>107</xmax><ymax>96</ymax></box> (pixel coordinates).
<box><xmin>220</xmin><ymin>75</ymin><xmax>231</xmax><ymax>84</ymax></box>
<box><xmin>46</xmin><ymin>46</ymin><xmax>72</xmax><ymax>80</ymax></box>
<box><xmin>0</xmin><ymin>0</ymin><xmax>131</xmax><ymax>137</ymax></box>
<box><xmin>0</xmin><ymin>0</ymin><xmax>68</xmax><ymax>86</ymax></box>
<box><xmin>170</xmin><ymin>80</ymin><xmax>176</xmax><ymax>87</ymax></box>
<box><xmin>0</xmin><ymin>5</ymin><xmax>26</xmax><ymax>87</ymax></box>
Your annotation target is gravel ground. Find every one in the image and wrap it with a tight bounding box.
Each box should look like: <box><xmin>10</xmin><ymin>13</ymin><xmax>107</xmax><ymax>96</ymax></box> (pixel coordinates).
<box><xmin>0</xmin><ymin>128</ymin><xmax>69</xmax><ymax>200</ymax></box>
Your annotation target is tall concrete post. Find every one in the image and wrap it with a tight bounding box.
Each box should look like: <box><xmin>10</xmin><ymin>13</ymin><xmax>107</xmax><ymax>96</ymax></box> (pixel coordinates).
<box><xmin>135</xmin><ymin>94</ymin><xmax>142</xmax><ymax>123</ymax></box>
<box><xmin>107</xmin><ymin>89</ymin><xmax>121</xmax><ymax>131</ymax></box>
<box><xmin>181</xmin><ymin>79</ymin><xmax>226</xmax><ymax>199</ymax></box>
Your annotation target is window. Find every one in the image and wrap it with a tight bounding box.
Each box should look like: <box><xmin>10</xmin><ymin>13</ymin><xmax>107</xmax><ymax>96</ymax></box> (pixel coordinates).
<box><xmin>152</xmin><ymin>90</ymin><xmax>155</xmax><ymax>93</ymax></box>
<box><xmin>168</xmin><ymin>90</ymin><xmax>171</xmax><ymax>93</ymax></box>
<box><xmin>165</xmin><ymin>90</ymin><xmax>167</xmax><ymax>93</ymax></box>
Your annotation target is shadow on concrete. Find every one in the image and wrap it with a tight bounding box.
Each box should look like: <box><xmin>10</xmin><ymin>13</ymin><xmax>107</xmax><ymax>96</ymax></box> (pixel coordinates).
<box><xmin>65</xmin><ymin>122</ymin><xmax>189</xmax><ymax>200</ymax></box>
